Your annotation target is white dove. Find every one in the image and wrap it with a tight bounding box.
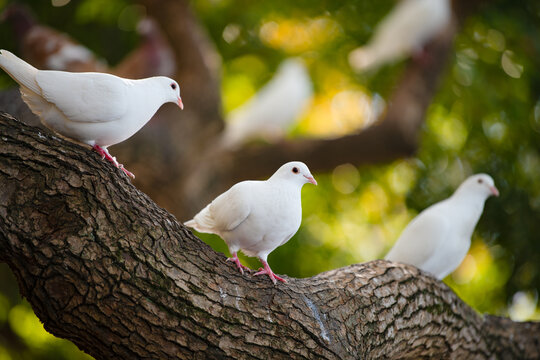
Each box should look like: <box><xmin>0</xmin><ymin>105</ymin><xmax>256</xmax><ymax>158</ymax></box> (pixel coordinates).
<box><xmin>0</xmin><ymin>49</ymin><xmax>183</xmax><ymax>178</ymax></box>
<box><xmin>184</xmin><ymin>161</ymin><xmax>317</xmax><ymax>284</ymax></box>
<box><xmin>221</xmin><ymin>58</ymin><xmax>312</xmax><ymax>149</ymax></box>
<box><xmin>349</xmin><ymin>0</ymin><xmax>451</xmax><ymax>73</ymax></box>
<box><xmin>385</xmin><ymin>174</ymin><xmax>499</xmax><ymax>279</ymax></box>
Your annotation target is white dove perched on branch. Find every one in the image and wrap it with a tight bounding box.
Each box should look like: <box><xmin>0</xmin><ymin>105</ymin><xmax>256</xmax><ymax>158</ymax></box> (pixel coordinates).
<box><xmin>0</xmin><ymin>49</ymin><xmax>183</xmax><ymax>178</ymax></box>
<box><xmin>185</xmin><ymin>161</ymin><xmax>317</xmax><ymax>284</ymax></box>
<box><xmin>349</xmin><ymin>0</ymin><xmax>451</xmax><ymax>73</ymax></box>
<box><xmin>385</xmin><ymin>174</ymin><xmax>499</xmax><ymax>279</ymax></box>
<box><xmin>221</xmin><ymin>58</ymin><xmax>312</xmax><ymax>149</ymax></box>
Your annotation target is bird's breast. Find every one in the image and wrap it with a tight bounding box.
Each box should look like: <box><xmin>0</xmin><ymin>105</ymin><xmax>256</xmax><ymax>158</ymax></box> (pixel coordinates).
<box><xmin>248</xmin><ymin>186</ymin><xmax>301</xmax><ymax>231</ymax></box>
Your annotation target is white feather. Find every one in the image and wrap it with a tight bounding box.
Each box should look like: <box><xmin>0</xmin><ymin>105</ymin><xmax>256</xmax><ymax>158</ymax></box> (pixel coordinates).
<box><xmin>221</xmin><ymin>58</ymin><xmax>312</xmax><ymax>149</ymax></box>
<box><xmin>385</xmin><ymin>174</ymin><xmax>499</xmax><ymax>279</ymax></box>
<box><xmin>349</xmin><ymin>0</ymin><xmax>451</xmax><ymax>72</ymax></box>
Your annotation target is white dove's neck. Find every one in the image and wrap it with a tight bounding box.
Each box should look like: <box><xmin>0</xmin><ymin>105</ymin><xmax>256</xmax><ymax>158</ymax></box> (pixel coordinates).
<box><xmin>130</xmin><ymin>78</ymin><xmax>169</xmax><ymax>115</ymax></box>
<box><xmin>267</xmin><ymin>176</ymin><xmax>304</xmax><ymax>192</ymax></box>
<box><xmin>450</xmin><ymin>189</ymin><xmax>488</xmax><ymax>216</ymax></box>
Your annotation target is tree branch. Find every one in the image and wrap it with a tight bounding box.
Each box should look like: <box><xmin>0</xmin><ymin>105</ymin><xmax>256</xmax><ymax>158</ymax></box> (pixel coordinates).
<box><xmin>0</xmin><ymin>113</ymin><xmax>538</xmax><ymax>359</ymax></box>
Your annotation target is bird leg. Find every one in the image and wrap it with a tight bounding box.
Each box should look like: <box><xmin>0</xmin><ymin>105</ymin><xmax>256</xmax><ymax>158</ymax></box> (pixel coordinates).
<box><xmin>226</xmin><ymin>252</ymin><xmax>251</xmax><ymax>274</ymax></box>
<box><xmin>254</xmin><ymin>258</ymin><xmax>286</xmax><ymax>284</ymax></box>
<box><xmin>92</xmin><ymin>145</ymin><xmax>135</xmax><ymax>179</ymax></box>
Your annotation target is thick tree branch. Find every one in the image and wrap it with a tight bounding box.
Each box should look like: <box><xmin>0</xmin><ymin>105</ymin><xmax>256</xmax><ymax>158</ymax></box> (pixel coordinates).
<box><xmin>0</xmin><ymin>113</ymin><xmax>538</xmax><ymax>359</ymax></box>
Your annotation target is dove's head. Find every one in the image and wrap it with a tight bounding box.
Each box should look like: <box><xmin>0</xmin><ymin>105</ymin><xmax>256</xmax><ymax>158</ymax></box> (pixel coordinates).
<box><xmin>156</xmin><ymin>76</ymin><xmax>183</xmax><ymax>110</ymax></box>
<box><xmin>457</xmin><ymin>173</ymin><xmax>499</xmax><ymax>199</ymax></box>
<box><xmin>270</xmin><ymin>161</ymin><xmax>317</xmax><ymax>187</ymax></box>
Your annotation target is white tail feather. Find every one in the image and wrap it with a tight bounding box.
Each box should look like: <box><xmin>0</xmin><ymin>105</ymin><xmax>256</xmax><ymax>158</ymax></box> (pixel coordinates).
<box><xmin>184</xmin><ymin>204</ymin><xmax>217</xmax><ymax>234</ymax></box>
<box><xmin>184</xmin><ymin>219</ymin><xmax>197</xmax><ymax>228</ymax></box>
<box><xmin>0</xmin><ymin>49</ymin><xmax>40</xmax><ymax>94</ymax></box>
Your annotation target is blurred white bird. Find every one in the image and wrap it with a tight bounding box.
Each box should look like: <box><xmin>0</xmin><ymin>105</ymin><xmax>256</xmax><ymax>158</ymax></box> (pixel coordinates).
<box><xmin>349</xmin><ymin>0</ymin><xmax>451</xmax><ymax>72</ymax></box>
<box><xmin>385</xmin><ymin>174</ymin><xmax>499</xmax><ymax>279</ymax></box>
<box><xmin>2</xmin><ymin>5</ymin><xmax>175</xmax><ymax>79</ymax></box>
<box><xmin>221</xmin><ymin>58</ymin><xmax>312</xmax><ymax>149</ymax></box>
<box><xmin>0</xmin><ymin>49</ymin><xmax>183</xmax><ymax>178</ymax></box>
<box><xmin>2</xmin><ymin>4</ymin><xmax>107</xmax><ymax>73</ymax></box>
<box><xmin>185</xmin><ymin>161</ymin><xmax>317</xmax><ymax>284</ymax></box>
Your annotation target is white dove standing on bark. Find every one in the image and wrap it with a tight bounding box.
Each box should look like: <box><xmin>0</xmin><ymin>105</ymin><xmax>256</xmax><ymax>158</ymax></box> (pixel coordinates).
<box><xmin>185</xmin><ymin>161</ymin><xmax>317</xmax><ymax>284</ymax></box>
<box><xmin>221</xmin><ymin>58</ymin><xmax>312</xmax><ymax>149</ymax></box>
<box><xmin>0</xmin><ymin>49</ymin><xmax>183</xmax><ymax>178</ymax></box>
<box><xmin>385</xmin><ymin>174</ymin><xmax>499</xmax><ymax>279</ymax></box>
<box><xmin>349</xmin><ymin>0</ymin><xmax>451</xmax><ymax>73</ymax></box>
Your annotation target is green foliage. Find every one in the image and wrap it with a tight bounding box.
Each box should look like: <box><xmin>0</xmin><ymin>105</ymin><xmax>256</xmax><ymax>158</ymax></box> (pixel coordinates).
<box><xmin>0</xmin><ymin>0</ymin><xmax>539</xmax><ymax>358</ymax></box>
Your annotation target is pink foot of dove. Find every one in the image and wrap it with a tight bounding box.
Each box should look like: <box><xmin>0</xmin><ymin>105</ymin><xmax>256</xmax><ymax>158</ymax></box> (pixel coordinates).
<box><xmin>226</xmin><ymin>252</ymin><xmax>251</xmax><ymax>274</ymax></box>
<box><xmin>93</xmin><ymin>145</ymin><xmax>135</xmax><ymax>179</ymax></box>
<box><xmin>254</xmin><ymin>259</ymin><xmax>286</xmax><ymax>284</ymax></box>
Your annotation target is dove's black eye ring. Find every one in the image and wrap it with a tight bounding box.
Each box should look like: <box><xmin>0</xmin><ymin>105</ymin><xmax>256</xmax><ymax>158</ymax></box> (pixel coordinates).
<box><xmin>170</xmin><ymin>83</ymin><xmax>177</xmax><ymax>90</ymax></box>
<box><xmin>292</xmin><ymin>167</ymin><xmax>299</xmax><ymax>174</ymax></box>
<box><xmin>478</xmin><ymin>178</ymin><xmax>483</xmax><ymax>184</ymax></box>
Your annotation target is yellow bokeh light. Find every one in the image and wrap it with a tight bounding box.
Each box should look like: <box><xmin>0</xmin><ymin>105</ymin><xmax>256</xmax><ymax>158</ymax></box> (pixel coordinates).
<box><xmin>358</xmin><ymin>182</ymin><xmax>389</xmax><ymax>222</ymax></box>
<box><xmin>452</xmin><ymin>254</ymin><xmax>477</xmax><ymax>284</ymax></box>
<box><xmin>508</xmin><ymin>291</ymin><xmax>540</xmax><ymax>321</ymax></box>
<box><xmin>332</xmin><ymin>164</ymin><xmax>360</xmax><ymax>194</ymax></box>
<box><xmin>300</xmin><ymin>89</ymin><xmax>380</xmax><ymax>137</ymax></box>
<box><xmin>451</xmin><ymin>239</ymin><xmax>492</xmax><ymax>287</ymax></box>
<box><xmin>222</xmin><ymin>74</ymin><xmax>257</xmax><ymax>113</ymax></box>
<box><xmin>259</xmin><ymin>16</ymin><xmax>341</xmax><ymax>54</ymax></box>
<box><xmin>429</xmin><ymin>105</ymin><xmax>468</xmax><ymax>151</ymax></box>
<box><xmin>385</xmin><ymin>161</ymin><xmax>418</xmax><ymax>196</ymax></box>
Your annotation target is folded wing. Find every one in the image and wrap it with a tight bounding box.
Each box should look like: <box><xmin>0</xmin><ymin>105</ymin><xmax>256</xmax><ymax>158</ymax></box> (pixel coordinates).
<box><xmin>35</xmin><ymin>71</ymin><xmax>129</xmax><ymax>123</ymax></box>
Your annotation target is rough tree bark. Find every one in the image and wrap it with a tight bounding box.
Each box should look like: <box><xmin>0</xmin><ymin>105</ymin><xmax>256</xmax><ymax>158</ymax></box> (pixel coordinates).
<box><xmin>0</xmin><ymin>114</ymin><xmax>538</xmax><ymax>359</ymax></box>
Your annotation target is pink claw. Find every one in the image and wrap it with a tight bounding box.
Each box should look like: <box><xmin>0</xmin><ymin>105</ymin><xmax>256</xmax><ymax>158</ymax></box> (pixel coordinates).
<box><xmin>92</xmin><ymin>145</ymin><xmax>135</xmax><ymax>179</ymax></box>
<box><xmin>253</xmin><ymin>259</ymin><xmax>286</xmax><ymax>284</ymax></box>
<box><xmin>118</xmin><ymin>164</ymin><xmax>135</xmax><ymax>179</ymax></box>
<box><xmin>226</xmin><ymin>252</ymin><xmax>251</xmax><ymax>274</ymax></box>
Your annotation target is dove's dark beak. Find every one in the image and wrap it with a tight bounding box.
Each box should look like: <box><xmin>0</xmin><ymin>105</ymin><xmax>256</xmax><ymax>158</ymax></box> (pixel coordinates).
<box><xmin>304</xmin><ymin>175</ymin><xmax>317</xmax><ymax>186</ymax></box>
<box><xmin>177</xmin><ymin>97</ymin><xmax>184</xmax><ymax>110</ymax></box>
<box><xmin>490</xmin><ymin>186</ymin><xmax>499</xmax><ymax>197</ymax></box>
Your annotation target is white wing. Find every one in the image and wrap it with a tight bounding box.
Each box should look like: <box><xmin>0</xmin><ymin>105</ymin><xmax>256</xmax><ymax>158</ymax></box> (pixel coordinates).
<box><xmin>385</xmin><ymin>206</ymin><xmax>451</xmax><ymax>272</ymax></box>
<box><xmin>221</xmin><ymin>58</ymin><xmax>312</xmax><ymax>149</ymax></box>
<box><xmin>187</xmin><ymin>182</ymin><xmax>253</xmax><ymax>234</ymax></box>
<box><xmin>372</xmin><ymin>0</ymin><xmax>448</xmax><ymax>50</ymax></box>
<box><xmin>349</xmin><ymin>0</ymin><xmax>450</xmax><ymax>71</ymax></box>
<box><xmin>35</xmin><ymin>70</ymin><xmax>129</xmax><ymax>123</ymax></box>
